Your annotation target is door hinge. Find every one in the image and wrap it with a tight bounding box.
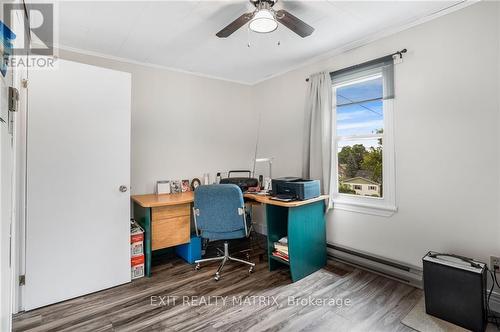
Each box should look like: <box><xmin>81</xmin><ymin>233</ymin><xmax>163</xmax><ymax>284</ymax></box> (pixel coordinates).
<box><xmin>21</xmin><ymin>79</ymin><xmax>28</xmax><ymax>88</ymax></box>
<box><xmin>19</xmin><ymin>275</ymin><xmax>25</xmax><ymax>286</ymax></box>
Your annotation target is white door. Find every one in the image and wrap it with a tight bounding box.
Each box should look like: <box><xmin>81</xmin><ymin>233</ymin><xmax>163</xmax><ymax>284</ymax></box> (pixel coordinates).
<box><xmin>25</xmin><ymin>59</ymin><xmax>131</xmax><ymax>310</ymax></box>
<box><xmin>0</xmin><ymin>65</ymin><xmax>14</xmax><ymax>331</ymax></box>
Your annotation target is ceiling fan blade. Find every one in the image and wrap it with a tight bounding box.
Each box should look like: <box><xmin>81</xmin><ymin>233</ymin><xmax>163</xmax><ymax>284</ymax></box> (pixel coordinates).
<box><xmin>275</xmin><ymin>9</ymin><xmax>314</xmax><ymax>38</ymax></box>
<box><xmin>216</xmin><ymin>12</ymin><xmax>255</xmax><ymax>38</ymax></box>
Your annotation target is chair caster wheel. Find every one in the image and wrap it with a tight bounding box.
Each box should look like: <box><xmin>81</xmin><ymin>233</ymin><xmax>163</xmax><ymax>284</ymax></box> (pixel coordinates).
<box><xmin>195</xmin><ymin>263</ymin><xmax>200</xmax><ymax>270</ymax></box>
<box><xmin>214</xmin><ymin>273</ymin><xmax>220</xmax><ymax>281</ymax></box>
<box><xmin>249</xmin><ymin>266</ymin><xmax>254</xmax><ymax>274</ymax></box>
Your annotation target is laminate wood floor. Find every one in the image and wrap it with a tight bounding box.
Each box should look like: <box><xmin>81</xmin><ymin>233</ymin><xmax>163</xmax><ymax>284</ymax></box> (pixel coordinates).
<box><xmin>13</xmin><ymin>243</ymin><xmax>422</xmax><ymax>332</ymax></box>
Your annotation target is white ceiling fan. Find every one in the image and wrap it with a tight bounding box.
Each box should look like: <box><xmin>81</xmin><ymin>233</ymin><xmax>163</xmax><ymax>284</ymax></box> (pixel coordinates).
<box><xmin>216</xmin><ymin>0</ymin><xmax>314</xmax><ymax>38</ymax></box>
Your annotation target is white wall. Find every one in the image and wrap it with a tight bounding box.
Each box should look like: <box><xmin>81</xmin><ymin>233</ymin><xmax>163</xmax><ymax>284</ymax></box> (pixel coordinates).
<box><xmin>58</xmin><ymin>49</ymin><xmax>257</xmax><ymax>195</ymax></box>
<box><xmin>252</xmin><ymin>1</ymin><xmax>500</xmax><ymax>268</ymax></box>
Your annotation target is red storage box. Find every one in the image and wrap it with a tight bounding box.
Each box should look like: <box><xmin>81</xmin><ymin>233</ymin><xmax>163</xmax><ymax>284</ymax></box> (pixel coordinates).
<box><xmin>130</xmin><ymin>220</ymin><xmax>144</xmax><ymax>257</ymax></box>
<box><xmin>131</xmin><ymin>254</ymin><xmax>145</xmax><ymax>279</ymax></box>
<box><xmin>130</xmin><ymin>220</ymin><xmax>145</xmax><ymax>279</ymax></box>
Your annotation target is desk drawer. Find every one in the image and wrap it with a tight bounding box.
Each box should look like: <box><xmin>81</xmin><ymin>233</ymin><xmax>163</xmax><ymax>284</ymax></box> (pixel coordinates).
<box><xmin>152</xmin><ymin>216</ymin><xmax>190</xmax><ymax>250</ymax></box>
<box><xmin>152</xmin><ymin>204</ymin><xmax>190</xmax><ymax>220</ymax></box>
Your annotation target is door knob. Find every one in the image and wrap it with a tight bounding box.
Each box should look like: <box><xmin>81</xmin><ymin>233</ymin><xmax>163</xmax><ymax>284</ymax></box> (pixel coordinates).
<box><xmin>119</xmin><ymin>185</ymin><xmax>128</xmax><ymax>193</ymax></box>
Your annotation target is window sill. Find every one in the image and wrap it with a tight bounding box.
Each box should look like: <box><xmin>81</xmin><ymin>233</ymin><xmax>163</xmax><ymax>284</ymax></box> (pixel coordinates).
<box><xmin>332</xmin><ymin>199</ymin><xmax>397</xmax><ymax>217</ymax></box>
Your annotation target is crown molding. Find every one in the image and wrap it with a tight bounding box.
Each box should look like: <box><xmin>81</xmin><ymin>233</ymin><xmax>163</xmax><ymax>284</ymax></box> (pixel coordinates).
<box><xmin>54</xmin><ymin>44</ymin><xmax>253</xmax><ymax>86</ymax></box>
<box><xmin>55</xmin><ymin>0</ymin><xmax>477</xmax><ymax>86</ymax></box>
<box><xmin>250</xmin><ymin>0</ymin><xmax>478</xmax><ymax>85</ymax></box>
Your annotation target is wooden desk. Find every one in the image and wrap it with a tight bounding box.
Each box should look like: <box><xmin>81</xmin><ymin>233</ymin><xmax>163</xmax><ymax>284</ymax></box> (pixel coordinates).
<box><xmin>132</xmin><ymin>192</ymin><xmax>194</xmax><ymax>277</ymax></box>
<box><xmin>243</xmin><ymin>193</ymin><xmax>328</xmax><ymax>207</ymax></box>
<box><xmin>132</xmin><ymin>192</ymin><xmax>194</xmax><ymax>208</ymax></box>
<box><xmin>132</xmin><ymin>191</ymin><xmax>328</xmax><ymax>280</ymax></box>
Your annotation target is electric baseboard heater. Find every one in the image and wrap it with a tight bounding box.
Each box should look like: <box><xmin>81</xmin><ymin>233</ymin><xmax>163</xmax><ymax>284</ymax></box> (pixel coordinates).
<box><xmin>423</xmin><ymin>252</ymin><xmax>487</xmax><ymax>332</ymax></box>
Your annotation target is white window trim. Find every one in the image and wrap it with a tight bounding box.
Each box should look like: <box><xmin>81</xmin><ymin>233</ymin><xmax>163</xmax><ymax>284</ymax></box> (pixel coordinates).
<box><xmin>331</xmin><ymin>84</ymin><xmax>397</xmax><ymax>217</ymax></box>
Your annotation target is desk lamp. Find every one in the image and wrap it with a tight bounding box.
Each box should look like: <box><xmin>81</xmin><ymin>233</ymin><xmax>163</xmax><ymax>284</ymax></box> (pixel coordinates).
<box><xmin>253</xmin><ymin>157</ymin><xmax>273</xmax><ymax>191</ymax></box>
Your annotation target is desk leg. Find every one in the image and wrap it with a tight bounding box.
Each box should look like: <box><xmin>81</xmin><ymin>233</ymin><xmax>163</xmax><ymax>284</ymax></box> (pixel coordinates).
<box><xmin>288</xmin><ymin>201</ymin><xmax>326</xmax><ymax>282</ymax></box>
<box><xmin>133</xmin><ymin>203</ymin><xmax>152</xmax><ymax>277</ymax></box>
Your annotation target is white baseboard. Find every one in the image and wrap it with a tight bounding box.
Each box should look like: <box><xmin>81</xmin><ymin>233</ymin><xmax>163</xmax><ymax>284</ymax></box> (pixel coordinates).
<box><xmin>328</xmin><ymin>244</ymin><xmax>423</xmax><ymax>288</ymax></box>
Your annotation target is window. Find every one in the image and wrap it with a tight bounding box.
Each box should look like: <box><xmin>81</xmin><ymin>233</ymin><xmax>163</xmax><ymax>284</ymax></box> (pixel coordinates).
<box><xmin>331</xmin><ymin>56</ymin><xmax>397</xmax><ymax>216</ymax></box>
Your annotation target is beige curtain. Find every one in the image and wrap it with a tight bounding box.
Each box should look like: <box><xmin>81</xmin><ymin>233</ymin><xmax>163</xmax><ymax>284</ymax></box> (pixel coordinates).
<box><xmin>302</xmin><ymin>72</ymin><xmax>334</xmax><ymax>210</ymax></box>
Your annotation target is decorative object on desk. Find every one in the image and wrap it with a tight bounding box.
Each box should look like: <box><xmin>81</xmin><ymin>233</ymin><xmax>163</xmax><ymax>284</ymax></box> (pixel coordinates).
<box><xmin>191</xmin><ymin>178</ymin><xmax>201</xmax><ymax>191</ymax></box>
<box><xmin>263</xmin><ymin>177</ymin><xmax>272</xmax><ymax>191</ymax></box>
<box><xmin>253</xmin><ymin>157</ymin><xmax>273</xmax><ymax>179</ymax></box>
<box><xmin>156</xmin><ymin>180</ymin><xmax>171</xmax><ymax>194</ymax></box>
<box><xmin>181</xmin><ymin>179</ymin><xmax>191</xmax><ymax>192</ymax></box>
<box><xmin>215</xmin><ymin>172</ymin><xmax>222</xmax><ymax>184</ymax></box>
<box><xmin>170</xmin><ymin>180</ymin><xmax>182</xmax><ymax>194</ymax></box>
<box><xmin>203</xmin><ymin>173</ymin><xmax>210</xmax><ymax>185</ymax></box>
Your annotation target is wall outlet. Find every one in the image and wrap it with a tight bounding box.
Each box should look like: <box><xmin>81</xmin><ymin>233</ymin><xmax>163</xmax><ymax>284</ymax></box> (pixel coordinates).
<box><xmin>490</xmin><ymin>256</ymin><xmax>500</xmax><ymax>270</ymax></box>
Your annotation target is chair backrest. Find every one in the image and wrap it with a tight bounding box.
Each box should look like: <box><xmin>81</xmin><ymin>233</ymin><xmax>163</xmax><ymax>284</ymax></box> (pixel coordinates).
<box><xmin>194</xmin><ymin>184</ymin><xmax>245</xmax><ymax>234</ymax></box>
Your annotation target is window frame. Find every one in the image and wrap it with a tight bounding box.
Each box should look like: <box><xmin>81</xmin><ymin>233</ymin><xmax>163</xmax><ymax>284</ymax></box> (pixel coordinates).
<box><xmin>331</xmin><ymin>72</ymin><xmax>397</xmax><ymax>217</ymax></box>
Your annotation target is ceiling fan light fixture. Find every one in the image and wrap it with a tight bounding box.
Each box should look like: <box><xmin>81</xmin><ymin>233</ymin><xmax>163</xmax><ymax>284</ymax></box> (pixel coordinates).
<box><xmin>249</xmin><ymin>9</ymin><xmax>278</xmax><ymax>33</ymax></box>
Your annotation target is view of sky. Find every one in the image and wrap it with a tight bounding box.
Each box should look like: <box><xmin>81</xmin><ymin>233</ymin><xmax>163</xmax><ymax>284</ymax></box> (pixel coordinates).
<box><xmin>335</xmin><ymin>75</ymin><xmax>384</xmax><ymax>139</ymax></box>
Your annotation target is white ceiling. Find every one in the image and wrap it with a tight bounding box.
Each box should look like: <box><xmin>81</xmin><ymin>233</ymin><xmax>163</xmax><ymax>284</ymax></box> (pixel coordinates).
<box><xmin>57</xmin><ymin>1</ymin><xmax>464</xmax><ymax>84</ymax></box>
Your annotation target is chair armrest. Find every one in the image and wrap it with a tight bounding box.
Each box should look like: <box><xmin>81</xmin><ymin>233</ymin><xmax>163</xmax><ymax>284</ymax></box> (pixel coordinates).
<box><xmin>239</xmin><ymin>207</ymin><xmax>250</xmax><ymax>238</ymax></box>
<box><xmin>193</xmin><ymin>207</ymin><xmax>200</xmax><ymax>237</ymax></box>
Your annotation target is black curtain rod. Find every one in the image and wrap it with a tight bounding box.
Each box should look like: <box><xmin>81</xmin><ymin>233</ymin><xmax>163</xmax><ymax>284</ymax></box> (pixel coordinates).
<box><xmin>305</xmin><ymin>48</ymin><xmax>407</xmax><ymax>82</ymax></box>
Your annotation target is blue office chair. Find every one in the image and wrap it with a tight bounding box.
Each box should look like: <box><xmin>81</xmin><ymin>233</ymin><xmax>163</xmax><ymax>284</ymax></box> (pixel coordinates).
<box><xmin>193</xmin><ymin>184</ymin><xmax>255</xmax><ymax>281</ymax></box>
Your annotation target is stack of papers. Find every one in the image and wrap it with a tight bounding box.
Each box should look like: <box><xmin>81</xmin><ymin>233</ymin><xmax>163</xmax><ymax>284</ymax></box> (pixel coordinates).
<box><xmin>272</xmin><ymin>237</ymin><xmax>289</xmax><ymax>261</ymax></box>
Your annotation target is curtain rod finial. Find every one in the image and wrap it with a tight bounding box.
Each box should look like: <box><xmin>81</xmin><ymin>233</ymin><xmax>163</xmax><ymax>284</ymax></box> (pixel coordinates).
<box><xmin>397</xmin><ymin>49</ymin><xmax>408</xmax><ymax>58</ymax></box>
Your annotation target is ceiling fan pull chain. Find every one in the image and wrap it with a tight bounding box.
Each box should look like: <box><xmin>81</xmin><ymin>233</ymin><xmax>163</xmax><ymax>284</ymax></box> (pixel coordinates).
<box><xmin>247</xmin><ymin>25</ymin><xmax>251</xmax><ymax>48</ymax></box>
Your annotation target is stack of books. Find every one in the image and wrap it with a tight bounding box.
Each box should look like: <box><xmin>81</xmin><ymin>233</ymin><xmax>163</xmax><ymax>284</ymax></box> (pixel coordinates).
<box><xmin>272</xmin><ymin>237</ymin><xmax>289</xmax><ymax>262</ymax></box>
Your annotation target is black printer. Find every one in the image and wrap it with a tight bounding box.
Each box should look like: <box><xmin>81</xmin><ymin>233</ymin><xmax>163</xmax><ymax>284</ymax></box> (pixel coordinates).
<box><xmin>271</xmin><ymin>177</ymin><xmax>321</xmax><ymax>201</ymax></box>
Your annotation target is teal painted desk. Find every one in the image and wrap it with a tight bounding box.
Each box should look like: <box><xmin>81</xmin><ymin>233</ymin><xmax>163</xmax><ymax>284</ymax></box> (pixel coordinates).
<box><xmin>245</xmin><ymin>194</ymin><xmax>328</xmax><ymax>282</ymax></box>
<box><xmin>132</xmin><ymin>192</ymin><xmax>328</xmax><ymax>280</ymax></box>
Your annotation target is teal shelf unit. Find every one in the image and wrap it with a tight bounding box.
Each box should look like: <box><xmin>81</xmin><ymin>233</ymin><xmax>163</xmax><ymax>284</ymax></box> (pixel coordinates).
<box><xmin>266</xmin><ymin>200</ymin><xmax>327</xmax><ymax>282</ymax></box>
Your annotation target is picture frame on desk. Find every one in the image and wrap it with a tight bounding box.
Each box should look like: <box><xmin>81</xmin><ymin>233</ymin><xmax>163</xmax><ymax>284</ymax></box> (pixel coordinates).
<box><xmin>181</xmin><ymin>179</ymin><xmax>190</xmax><ymax>192</ymax></box>
<box><xmin>156</xmin><ymin>180</ymin><xmax>171</xmax><ymax>195</ymax></box>
<box><xmin>191</xmin><ymin>178</ymin><xmax>201</xmax><ymax>191</ymax></box>
<box><xmin>170</xmin><ymin>180</ymin><xmax>182</xmax><ymax>194</ymax></box>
